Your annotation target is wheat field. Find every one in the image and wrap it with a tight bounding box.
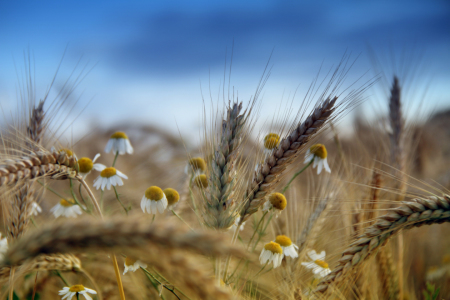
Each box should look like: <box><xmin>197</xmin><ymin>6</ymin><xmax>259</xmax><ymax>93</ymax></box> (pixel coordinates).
<box><xmin>0</xmin><ymin>53</ymin><xmax>449</xmax><ymax>300</ymax></box>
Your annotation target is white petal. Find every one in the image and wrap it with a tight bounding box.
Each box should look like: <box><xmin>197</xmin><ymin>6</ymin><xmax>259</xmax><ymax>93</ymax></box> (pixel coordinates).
<box><xmin>105</xmin><ymin>139</ymin><xmax>114</xmax><ymax>153</ymax></box>
<box><xmin>125</xmin><ymin>139</ymin><xmax>134</xmax><ymax>154</ymax></box>
<box><xmin>307</xmin><ymin>250</ymin><xmax>320</xmax><ymax>261</ymax></box>
<box><xmin>318</xmin><ymin>250</ymin><xmax>326</xmax><ymax>261</ymax></box>
<box><xmin>115</xmin><ymin>176</ymin><xmax>124</xmax><ymax>186</ymax></box>
<box><xmin>317</xmin><ymin>159</ymin><xmax>323</xmax><ymax>174</ymax></box>
<box><xmin>146</xmin><ymin>198</ymin><xmax>152</xmax><ymax>214</ymax></box>
<box><xmin>141</xmin><ymin>197</ymin><xmax>147</xmax><ymax>213</ymax></box>
<box><xmin>93</xmin><ymin>163</ymin><xmax>106</xmax><ymax>171</ymax></box>
<box><xmin>116</xmin><ymin>170</ymin><xmax>128</xmax><ymax>179</ymax></box>
<box><xmin>85</xmin><ymin>288</ymin><xmax>97</xmax><ymax>294</ymax></box>
<box><xmin>119</xmin><ymin>139</ymin><xmax>126</xmax><ymax>155</ymax></box>
<box><xmin>100</xmin><ymin>178</ymin><xmax>107</xmax><ymax>190</ymax></box>
<box><xmin>323</xmin><ymin>158</ymin><xmax>331</xmax><ymax>173</ymax></box>
<box><xmin>82</xmin><ymin>293</ymin><xmax>93</xmax><ymax>300</ymax></box>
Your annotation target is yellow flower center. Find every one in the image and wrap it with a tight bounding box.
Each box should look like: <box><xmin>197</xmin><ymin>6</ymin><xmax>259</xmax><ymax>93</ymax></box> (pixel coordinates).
<box><xmin>309</xmin><ymin>144</ymin><xmax>327</xmax><ymax>159</ymax></box>
<box><xmin>69</xmin><ymin>285</ymin><xmax>85</xmax><ymax>292</ymax></box>
<box><xmin>314</xmin><ymin>259</ymin><xmax>329</xmax><ymax>269</ymax></box>
<box><xmin>60</xmin><ymin>199</ymin><xmax>75</xmax><ymax>207</ymax></box>
<box><xmin>125</xmin><ymin>257</ymin><xmax>137</xmax><ymax>266</ymax></box>
<box><xmin>194</xmin><ymin>174</ymin><xmax>208</xmax><ymax>188</ymax></box>
<box><xmin>100</xmin><ymin>167</ymin><xmax>117</xmax><ymax>178</ymax></box>
<box><xmin>188</xmin><ymin>157</ymin><xmax>207</xmax><ymax>172</ymax></box>
<box><xmin>164</xmin><ymin>188</ymin><xmax>180</xmax><ymax>206</ymax></box>
<box><xmin>268</xmin><ymin>193</ymin><xmax>287</xmax><ymax>210</ymax></box>
<box><xmin>264</xmin><ymin>133</ymin><xmax>280</xmax><ymax>150</ymax></box>
<box><xmin>78</xmin><ymin>157</ymin><xmax>93</xmax><ymax>173</ymax></box>
<box><xmin>264</xmin><ymin>242</ymin><xmax>283</xmax><ymax>254</ymax></box>
<box><xmin>145</xmin><ymin>186</ymin><xmax>164</xmax><ymax>201</ymax></box>
<box><xmin>275</xmin><ymin>235</ymin><xmax>292</xmax><ymax>247</ymax></box>
<box><xmin>110</xmin><ymin>131</ymin><xmax>128</xmax><ymax>139</ymax></box>
<box><xmin>60</xmin><ymin>148</ymin><xmax>74</xmax><ymax>157</ymax></box>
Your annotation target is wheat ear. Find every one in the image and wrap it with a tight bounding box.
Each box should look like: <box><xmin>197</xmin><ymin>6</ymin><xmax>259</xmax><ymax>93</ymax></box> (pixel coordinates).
<box><xmin>315</xmin><ymin>195</ymin><xmax>450</xmax><ymax>293</ymax></box>
<box><xmin>205</xmin><ymin>101</ymin><xmax>246</xmax><ymax>229</ymax></box>
<box><xmin>0</xmin><ymin>218</ymin><xmax>245</xmax><ymax>268</ymax></box>
<box><xmin>240</xmin><ymin>97</ymin><xmax>337</xmax><ymax>222</ymax></box>
<box><xmin>0</xmin><ymin>150</ymin><xmax>78</xmax><ymax>187</ymax></box>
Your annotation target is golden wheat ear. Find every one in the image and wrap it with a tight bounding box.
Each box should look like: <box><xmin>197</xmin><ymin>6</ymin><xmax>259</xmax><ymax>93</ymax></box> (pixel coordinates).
<box><xmin>315</xmin><ymin>195</ymin><xmax>450</xmax><ymax>294</ymax></box>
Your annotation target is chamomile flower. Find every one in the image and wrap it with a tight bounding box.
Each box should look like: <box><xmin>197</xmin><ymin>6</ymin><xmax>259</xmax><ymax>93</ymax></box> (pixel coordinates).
<box><xmin>59</xmin><ymin>285</ymin><xmax>97</xmax><ymax>300</ymax></box>
<box><xmin>301</xmin><ymin>249</ymin><xmax>331</xmax><ymax>278</ymax></box>
<box><xmin>141</xmin><ymin>186</ymin><xmax>168</xmax><ymax>215</ymax></box>
<box><xmin>29</xmin><ymin>201</ymin><xmax>42</xmax><ymax>216</ymax></box>
<box><xmin>274</xmin><ymin>235</ymin><xmax>298</xmax><ymax>258</ymax></box>
<box><xmin>123</xmin><ymin>256</ymin><xmax>148</xmax><ymax>275</ymax></box>
<box><xmin>304</xmin><ymin>144</ymin><xmax>331</xmax><ymax>174</ymax></box>
<box><xmin>263</xmin><ymin>133</ymin><xmax>280</xmax><ymax>154</ymax></box>
<box><xmin>50</xmin><ymin>199</ymin><xmax>83</xmax><ymax>218</ymax></box>
<box><xmin>185</xmin><ymin>157</ymin><xmax>207</xmax><ymax>175</ymax></box>
<box><xmin>78</xmin><ymin>153</ymin><xmax>101</xmax><ymax>179</ymax></box>
<box><xmin>194</xmin><ymin>174</ymin><xmax>208</xmax><ymax>188</ymax></box>
<box><xmin>0</xmin><ymin>233</ymin><xmax>7</xmax><ymax>261</ymax></box>
<box><xmin>260</xmin><ymin>241</ymin><xmax>283</xmax><ymax>268</ymax></box>
<box><xmin>231</xmin><ymin>215</ymin><xmax>246</xmax><ymax>231</ymax></box>
<box><xmin>262</xmin><ymin>192</ymin><xmax>287</xmax><ymax>214</ymax></box>
<box><xmin>93</xmin><ymin>165</ymin><xmax>128</xmax><ymax>191</ymax></box>
<box><xmin>105</xmin><ymin>131</ymin><xmax>134</xmax><ymax>155</ymax></box>
<box><xmin>163</xmin><ymin>188</ymin><xmax>180</xmax><ymax>209</ymax></box>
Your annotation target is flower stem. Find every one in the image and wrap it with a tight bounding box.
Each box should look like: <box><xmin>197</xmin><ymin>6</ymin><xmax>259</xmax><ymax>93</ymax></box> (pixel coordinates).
<box><xmin>222</xmin><ymin>227</ymin><xmax>240</xmax><ymax>282</ymax></box>
<box><xmin>70</xmin><ymin>179</ymin><xmax>89</xmax><ymax>213</ymax></box>
<box><xmin>247</xmin><ymin>211</ymin><xmax>268</xmax><ymax>250</ymax></box>
<box><xmin>171</xmin><ymin>209</ymin><xmax>193</xmax><ymax>230</ymax></box>
<box><xmin>78</xmin><ymin>178</ymin><xmax>103</xmax><ymax>217</ymax></box>
<box><xmin>113</xmin><ymin>186</ymin><xmax>128</xmax><ymax>215</ymax></box>
<box><xmin>54</xmin><ymin>270</ymin><xmax>70</xmax><ymax>286</ymax></box>
<box><xmin>112</xmin><ymin>152</ymin><xmax>119</xmax><ymax>167</ymax></box>
<box><xmin>252</xmin><ymin>211</ymin><xmax>274</xmax><ymax>252</ymax></box>
<box><xmin>281</xmin><ymin>160</ymin><xmax>313</xmax><ymax>194</ymax></box>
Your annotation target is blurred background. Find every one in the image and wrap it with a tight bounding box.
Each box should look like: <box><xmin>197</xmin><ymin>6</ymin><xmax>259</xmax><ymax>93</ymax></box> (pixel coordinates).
<box><xmin>0</xmin><ymin>0</ymin><xmax>449</xmax><ymax>143</ymax></box>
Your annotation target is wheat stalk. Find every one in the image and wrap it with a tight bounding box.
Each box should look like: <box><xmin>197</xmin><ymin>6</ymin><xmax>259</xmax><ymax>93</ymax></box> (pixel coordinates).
<box><xmin>315</xmin><ymin>195</ymin><xmax>450</xmax><ymax>293</ymax></box>
<box><xmin>204</xmin><ymin>101</ymin><xmax>246</xmax><ymax>229</ymax></box>
<box><xmin>0</xmin><ymin>217</ymin><xmax>246</xmax><ymax>268</ymax></box>
<box><xmin>240</xmin><ymin>97</ymin><xmax>337</xmax><ymax>223</ymax></box>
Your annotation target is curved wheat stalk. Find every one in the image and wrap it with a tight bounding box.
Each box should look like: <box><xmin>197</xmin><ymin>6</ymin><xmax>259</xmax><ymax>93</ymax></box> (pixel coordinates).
<box><xmin>315</xmin><ymin>195</ymin><xmax>450</xmax><ymax>293</ymax></box>
<box><xmin>0</xmin><ymin>218</ymin><xmax>246</xmax><ymax>268</ymax></box>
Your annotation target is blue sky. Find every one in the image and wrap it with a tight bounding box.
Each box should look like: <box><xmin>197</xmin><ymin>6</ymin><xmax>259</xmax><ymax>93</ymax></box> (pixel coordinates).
<box><xmin>1</xmin><ymin>0</ymin><xmax>449</xmax><ymax>142</ymax></box>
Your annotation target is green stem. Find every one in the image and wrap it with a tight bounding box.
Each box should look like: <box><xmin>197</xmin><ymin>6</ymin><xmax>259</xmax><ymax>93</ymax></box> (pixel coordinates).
<box><xmin>222</xmin><ymin>224</ymin><xmax>240</xmax><ymax>282</ymax></box>
<box><xmin>171</xmin><ymin>209</ymin><xmax>193</xmax><ymax>230</ymax></box>
<box><xmin>70</xmin><ymin>179</ymin><xmax>89</xmax><ymax>213</ymax></box>
<box><xmin>247</xmin><ymin>211</ymin><xmax>268</xmax><ymax>250</ymax></box>
<box><xmin>37</xmin><ymin>180</ymin><xmax>65</xmax><ymax>199</ymax></box>
<box><xmin>78</xmin><ymin>182</ymin><xmax>91</xmax><ymax>212</ymax></box>
<box><xmin>252</xmin><ymin>211</ymin><xmax>274</xmax><ymax>252</ymax></box>
<box><xmin>112</xmin><ymin>152</ymin><xmax>119</xmax><ymax>167</ymax></box>
<box><xmin>141</xmin><ymin>267</ymin><xmax>180</xmax><ymax>300</ymax></box>
<box><xmin>54</xmin><ymin>270</ymin><xmax>70</xmax><ymax>286</ymax></box>
<box><xmin>77</xmin><ymin>294</ymin><xmax>80</xmax><ymax>300</ymax></box>
<box><xmin>281</xmin><ymin>160</ymin><xmax>313</xmax><ymax>194</ymax></box>
<box><xmin>150</xmin><ymin>268</ymin><xmax>193</xmax><ymax>300</ymax></box>
<box><xmin>253</xmin><ymin>261</ymin><xmax>269</xmax><ymax>279</ymax></box>
<box><xmin>113</xmin><ymin>186</ymin><xmax>128</xmax><ymax>215</ymax></box>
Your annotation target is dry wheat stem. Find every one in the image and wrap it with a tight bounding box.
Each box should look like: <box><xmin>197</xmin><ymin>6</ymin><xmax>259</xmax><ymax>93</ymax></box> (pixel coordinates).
<box><xmin>376</xmin><ymin>247</ymin><xmax>400</xmax><ymax>300</ymax></box>
<box><xmin>315</xmin><ymin>195</ymin><xmax>450</xmax><ymax>293</ymax></box>
<box><xmin>240</xmin><ymin>97</ymin><xmax>337</xmax><ymax>223</ymax></box>
<box><xmin>0</xmin><ymin>217</ymin><xmax>246</xmax><ymax>268</ymax></box>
